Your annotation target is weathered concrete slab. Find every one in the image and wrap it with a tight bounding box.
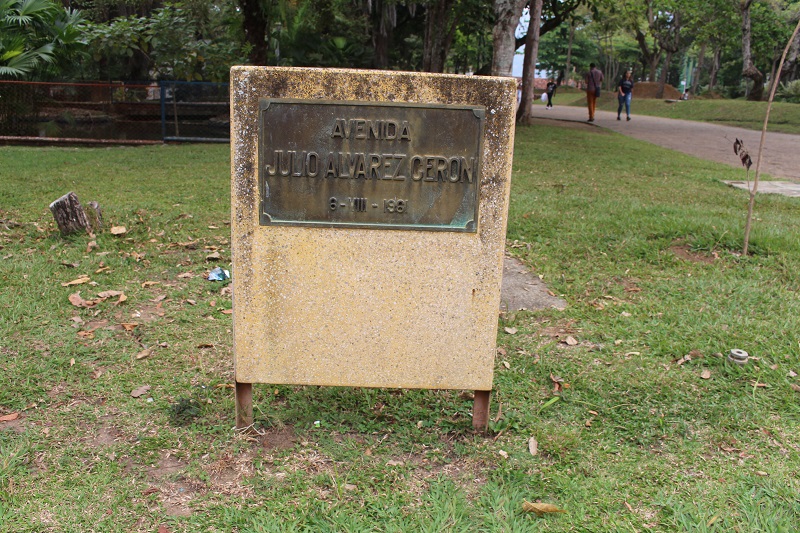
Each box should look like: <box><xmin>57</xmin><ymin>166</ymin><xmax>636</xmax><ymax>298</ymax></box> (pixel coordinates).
<box><xmin>501</xmin><ymin>256</ymin><xmax>566</xmax><ymax>312</ymax></box>
<box><xmin>723</xmin><ymin>181</ymin><xmax>800</xmax><ymax>198</ymax></box>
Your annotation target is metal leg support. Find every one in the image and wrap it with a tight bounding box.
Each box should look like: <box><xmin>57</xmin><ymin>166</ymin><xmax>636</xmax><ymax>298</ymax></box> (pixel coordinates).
<box><xmin>235</xmin><ymin>381</ymin><xmax>253</xmax><ymax>430</ymax></box>
<box><xmin>472</xmin><ymin>390</ymin><xmax>491</xmax><ymax>432</ymax></box>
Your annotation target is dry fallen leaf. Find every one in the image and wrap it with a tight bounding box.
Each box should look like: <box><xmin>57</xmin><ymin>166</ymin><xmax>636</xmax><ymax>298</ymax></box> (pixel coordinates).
<box><xmin>68</xmin><ymin>292</ymin><xmax>98</xmax><ymax>308</ymax></box>
<box><xmin>700</xmin><ymin>369</ymin><xmax>711</xmax><ymax>380</ymax></box>
<box><xmin>624</xmin><ymin>502</ymin><xmax>634</xmax><ymax>512</ymax></box>
<box><xmin>97</xmin><ymin>290</ymin><xmax>127</xmax><ymax>305</ymax></box>
<box><xmin>206</xmin><ymin>251</ymin><xmax>222</xmax><ymax>261</ymax></box>
<box><xmin>136</xmin><ymin>348</ymin><xmax>154</xmax><ymax>360</ymax></box>
<box><xmin>790</xmin><ymin>384</ymin><xmax>800</xmax><ymax>394</ymax></box>
<box><xmin>0</xmin><ymin>413</ymin><xmax>20</xmax><ymax>422</ymax></box>
<box><xmin>502</xmin><ymin>361</ymin><xmax>510</xmax><ymax>369</ymax></box>
<box><xmin>61</xmin><ymin>276</ymin><xmax>91</xmax><ymax>287</ymax></box>
<box><xmin>564</xmin><ymin>336</ymin><xmax>578</xmax><ymax>346</ymax></box>
<box><xmin>120</xmin><ymin>323</ymin><xmax>138</xmax><ymax>332</ymax></box>
<box><xmin>131</xmin><ymin>385</ymin><xmax>151</xmax><ymax>398</ymax></box>
<box><xmin>86</xmin><ymin>240</ymin><xmax>98</xmax><ymax>253</ymax></box>
<box><xmin>77</xmin><ymin>331</ymin><xmax>94</xmax><ymax>339</ymax></box>
<box><xmin>220</xmin><ymin>309</ymin><xmax>232</xmax><ymax>315</ymax></box>
<box><xmin>386</xmin><ymin>460</ymin><xmax>404</xmax><ymax>466</ymax></box>
<box><xmin>186</xmin><ymin>299</ymin><xmax>197</xmax><ymax>305</ymax></box>
<box><xmin>177</xmin><ymin>272</ymin><xmax>193</xmax><ymax>279</ymax></box>
<box><xmin>142</xmin><ymin>281</ymin><xmax>160</xmax><ymax>288</ymax></box>
<box><xmin>498</xmin><ymin>450</ymin><xmax>509</xmax><ymax>459</ymax></box>
<box><xmin>504</xmin><ymin>327</ymin><xmax>518</xmax><ymax>335</ymax></box>
<box><xmin>528</xmin><ymin>437</ymin><xmax>538</xmax><ymax>456</ymax></box>
<box><xmin>522</xmin><ymin>502</ymin><xmax>566</xmax><ymax>516</ymax></box>
<box><xmin>789</xmin><ymin>370</ymin><xmax>797</xmax><ymax>378</ymax></box>
<box><xmin>110</xmin><ymin>226</ymin><xmax>127</xmax><ymax>235</ymax></box>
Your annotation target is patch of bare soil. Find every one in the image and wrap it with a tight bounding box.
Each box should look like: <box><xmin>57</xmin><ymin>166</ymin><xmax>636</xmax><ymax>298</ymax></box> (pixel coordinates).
<box><xmin>259</xmin><ymin>425</ymin><xmax>296</xmax><ymax>451</ymax></box>
<box><xmin>0</xmin><ymin>416</ymin><xmax>25</xmax><ymax>434</ymax></box>
<box><xmin>128</xmin><ymin>303</ymin><xmax>166</xmax><ymax>322</ymax></box>
<box><xmin>146</xmin><ymin>455</ymin><xmax>187</xmax><ymax>479</ymax></box>
<box><xmin>670</xmin><ymin>244</ymin><xmax>717</xmax><ymax>264</ymax></box>
<box><xmin>92</xmin><ymin>426</ymin><xmax>122</xmax><ymax>447</ymax></box>
<box><xmin>155</xmin><ymin>481</ymin><xmax>199</xmax><ymax>517</ymax></box>
<box><xmin>205</xmin><ymin>453</ymin><xmax>255</xmax><ymax>498</ymax></box>
<box><xmin>143</xmin><ymin>454</ymin><xmax>198</xmax><ymax>517</ymax></box>
<box><xmin>47</xmin><ymin>382</ymin><xmax>69</xmax><ymax>398</ymax></box>
<box><xmin>634</xmin><ymin>81</ymin><xmax>682</xmax><ymax>100</ymax></box>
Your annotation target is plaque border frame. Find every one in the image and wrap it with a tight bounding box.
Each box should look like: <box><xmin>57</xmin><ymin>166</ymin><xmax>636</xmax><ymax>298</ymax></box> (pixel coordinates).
<box><xmin>257</xmin><ymin>98</ymin><xmax>485</xmax><ymax>233</ymax></box>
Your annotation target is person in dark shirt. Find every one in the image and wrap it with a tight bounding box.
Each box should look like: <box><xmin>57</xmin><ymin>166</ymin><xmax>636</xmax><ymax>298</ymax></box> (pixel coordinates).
<box><xmin>617</xmin><ymin>70</ymin><xmax>634</xmax><ymax>121</ymax></box>
<box><xmin>545</xmin><ymin>79</ymin><xmax>557</xmax><ymax>109</ymax></box>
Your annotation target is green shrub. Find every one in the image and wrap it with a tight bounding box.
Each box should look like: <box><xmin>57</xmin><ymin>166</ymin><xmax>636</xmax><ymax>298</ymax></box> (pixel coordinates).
<box><xmin>777</xmin><ymin>79</ymin><xmax>800</xmax><ymax>103</ymax></box>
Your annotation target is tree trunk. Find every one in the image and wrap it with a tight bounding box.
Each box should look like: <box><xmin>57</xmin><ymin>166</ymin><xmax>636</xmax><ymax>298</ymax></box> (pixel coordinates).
<box><xmin>491</xmin><ymin>0</ymin><xmax>526</xmax><ymax>76</ymax></box>
<box><xmin>634</xmin><ymin>28</ymin><xmax>661</xmax><ymax>81</ymax></box>
<box><xmin>741</xmin><ymin>0</ymin><xmax>765</xmax><ymax>101</ymax></box>
<box><xmin>422</xmin><ymin>0</ymin><xmax>459</xmax><ymax>72</ymax></box>
<box><xmin>564</xmin><ymin>20</ymin><xmax>574</xmax><ymax>85</ymax></box>
<box><xmin>239</xmin><ymin>0</ymin><xmax>270</xmax><ymax>65</ymax></box>
<box><xmin>50</xmin><ymin>192</ymin><xmax>92</xmax><ymax>236</ymax></box>
<box><xmin>656</xmin><ymin>50</ymin><xmax>673</xmax><ymax>99</ymax></box>
<box><xmin>778</xmin><ymin>30</ymin><xmax>800</xmax><ymax>84</ymax></box>
<box><xmin>691</xmin><ymin>43</ymin><xmax>706</xmax><ymax>95</ymax></box>
<box><xmin>709</xmin><ymin>46</ymin><xmax>721</xmax><ymax>90</ymax></box>
<box><xmin>516</xmin><ymin>0</ymin><xmax>543</xmax><ymax>124</ymax></box>
<box><xmin>370</xmin><ymin>0</ymin><xmax>395</xmax><ymax>70</ymax></box>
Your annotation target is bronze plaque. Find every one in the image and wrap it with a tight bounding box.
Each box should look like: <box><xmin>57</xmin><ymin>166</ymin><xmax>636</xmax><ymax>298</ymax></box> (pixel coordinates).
<box><xmin>258</xmin><ymin>99</ymin><xmax>484</xmax><ymax>232</ymax></box>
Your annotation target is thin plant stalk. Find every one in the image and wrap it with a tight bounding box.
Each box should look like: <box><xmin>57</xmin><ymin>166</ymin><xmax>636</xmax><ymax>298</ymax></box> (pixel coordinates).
<box><xmin>743</xmin><ymin>18</ymin><xmax>800</xmax><ymax>255</ymax></box>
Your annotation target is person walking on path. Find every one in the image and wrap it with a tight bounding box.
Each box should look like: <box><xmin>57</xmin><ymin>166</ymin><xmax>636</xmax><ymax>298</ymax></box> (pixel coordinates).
<box><xmin>617</xmin><ymin>70</ymin><xmax>634</xmax><ymax>121</ymax></box>
<box><xmin>585</xmin><ymin>63</ymin><xmax>604</xmax><ymax>122</ymax></box>
<box><xmin>545</xmin><ymin>78</ymin><xmax>557</xmax><ymax>109</ymax></box>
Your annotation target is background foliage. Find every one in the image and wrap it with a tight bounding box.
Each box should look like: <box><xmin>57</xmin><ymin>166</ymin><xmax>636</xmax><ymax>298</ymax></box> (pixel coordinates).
<box><xmin>3</xmin><ymin>0</ymin><xmax>799</xmax><ymax>101</ymax></box>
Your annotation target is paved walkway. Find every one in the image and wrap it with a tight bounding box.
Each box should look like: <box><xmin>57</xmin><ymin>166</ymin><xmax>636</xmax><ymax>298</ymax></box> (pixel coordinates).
<box><xmin>530</xmin><ymin>104</ymin><xmax>800</xmax><ymax>189</ymax></box>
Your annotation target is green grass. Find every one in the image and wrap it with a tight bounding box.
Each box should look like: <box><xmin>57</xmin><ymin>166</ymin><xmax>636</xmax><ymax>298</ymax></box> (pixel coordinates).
<box><xmin>552</xmin><ymin>88</ymin><xmax>800</xmax><ymax>134</ymax></box>
<box><xmin>1</xmin><ymin>129</ymin><xmax>799</xmax><ymax>532</ymax></box>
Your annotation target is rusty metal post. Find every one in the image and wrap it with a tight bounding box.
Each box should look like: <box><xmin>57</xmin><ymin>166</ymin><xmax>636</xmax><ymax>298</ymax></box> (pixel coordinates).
<box><xmin>235</xmin><ymin>381</ymin><xmax>253</xmax><ymax>430</ymax></box>
<box><xmin>472</xmin><ymin>390</ymin><xmax>491</xmax><ymax>432</ymax></box>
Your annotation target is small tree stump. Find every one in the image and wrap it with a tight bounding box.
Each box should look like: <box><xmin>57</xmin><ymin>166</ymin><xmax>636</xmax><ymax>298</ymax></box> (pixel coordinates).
<box><xmin>49</xmin><ymin>192</ymin><xmax>92</xmax><ymax>236</ymax></box>
<box><xmin>85</xmin><ymin>201</ymin><xmax>103</xmax><ymax>232</ymax></box>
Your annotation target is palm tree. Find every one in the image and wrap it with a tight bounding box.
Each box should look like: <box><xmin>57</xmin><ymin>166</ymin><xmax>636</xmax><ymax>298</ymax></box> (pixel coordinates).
<box><xmin>0</xmin><ymin>0</ymin><xmax>84</xmax><ymax>78</ymax></box>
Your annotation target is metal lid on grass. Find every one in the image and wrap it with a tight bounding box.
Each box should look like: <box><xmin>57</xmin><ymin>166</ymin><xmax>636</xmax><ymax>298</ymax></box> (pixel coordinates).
<box><xmin>727</xmin><ymin>349</ymin><xmax>749</xmax><ymax>365</ymax></box>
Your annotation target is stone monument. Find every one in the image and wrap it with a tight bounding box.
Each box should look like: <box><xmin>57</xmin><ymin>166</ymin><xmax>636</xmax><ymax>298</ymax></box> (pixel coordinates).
<box><xmin>230</xmin><ymin>67</ymin><xmax>516</xmax><ymax>430</ymax></box>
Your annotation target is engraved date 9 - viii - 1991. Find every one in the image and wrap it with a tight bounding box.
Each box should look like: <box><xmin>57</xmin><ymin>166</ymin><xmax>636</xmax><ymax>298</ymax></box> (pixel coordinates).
<box><xmin>329</xmin><ymin>197</ymin><xmax>408</xmax><ymax>213</ymax></box>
